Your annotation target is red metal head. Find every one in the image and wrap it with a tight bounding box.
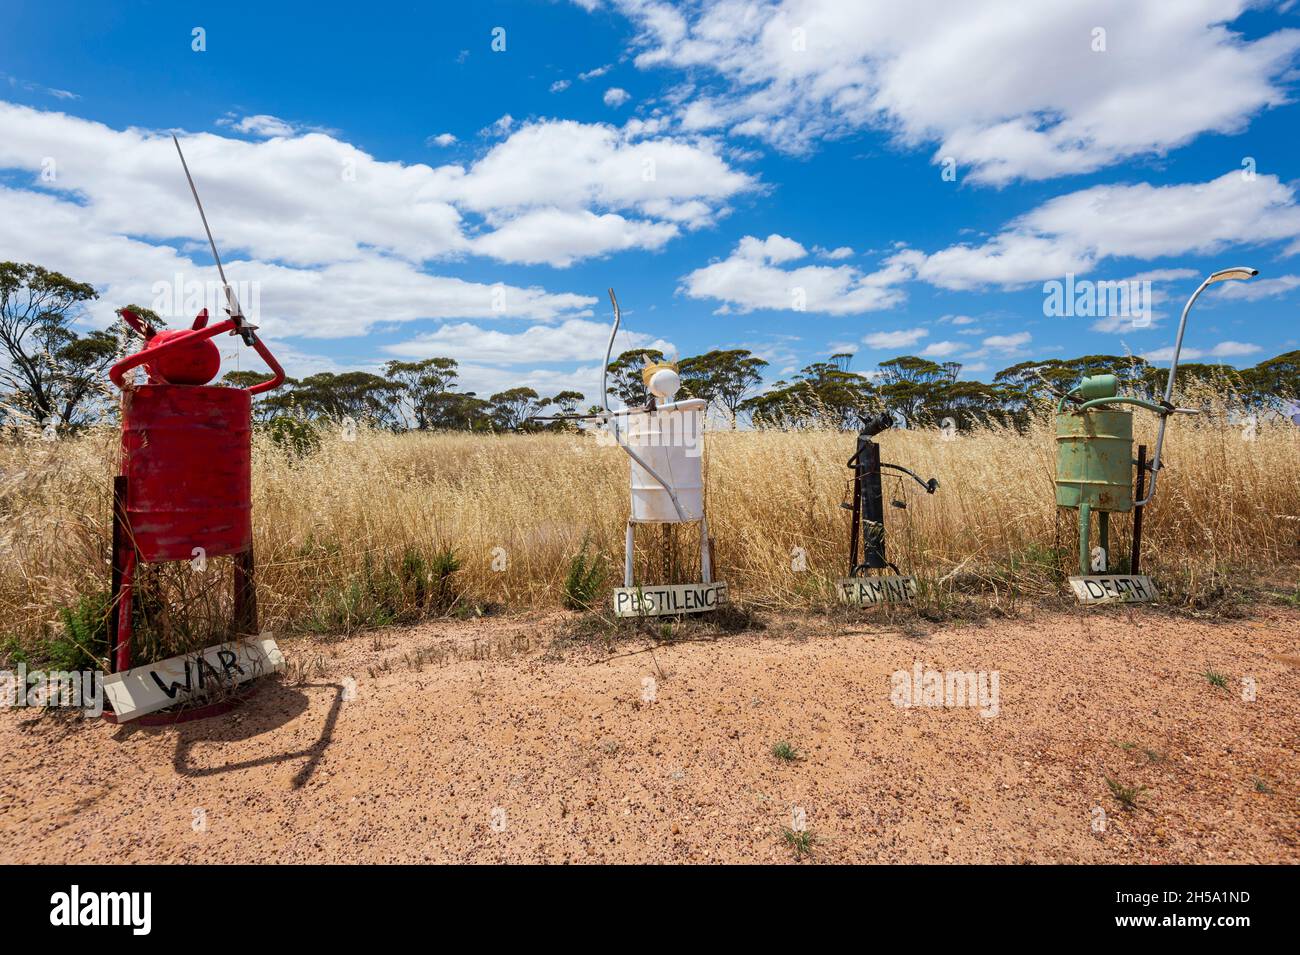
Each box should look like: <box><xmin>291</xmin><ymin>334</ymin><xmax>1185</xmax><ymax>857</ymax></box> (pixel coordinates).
<box><xmin>140</xmin><ymin>309</ymin><xmax>221</xmax><ymax>385</ymax></box>
<box><xmin>111</xmin><ymin>308</ymin><xmax>284</xmax><ymax>394</ymax></box>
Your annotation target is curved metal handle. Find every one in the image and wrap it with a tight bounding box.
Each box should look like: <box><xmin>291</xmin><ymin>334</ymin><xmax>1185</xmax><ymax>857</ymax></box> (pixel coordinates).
<box><xmin>602</xmin><ymin>288</ymin><xmax>620</xmax><ymax>415</ymax></box>
<box><xmin>881</xmin><ymin>462</ymin><xmax>939</xmax><ymax>494</ymax></box>
<box><xmin>1138</xmin><ymin>267</ymin><xmax>1255</xmax><ymax>507</ymax></box>
<box><xmin>1074</xmin><ymin>395</ymin><xmax>1170</xmax><ymax>415</ymax></box>
<box><xmin>108</xmin><ymin>317</ymin><xmax>286</xmax><ymax>394</ymax></box>
<box><xmin>109</xmin><ymin>319</ymin><xmax>235</xmax><ymax>390</ymax></box>
<box><xmin>247</xmin><ymin>332</ymin><xmax>286</xmax><ymax>394</ymax></box>
<box><xmin>600</xmin><ymin>287</ymin><xmax>688</xmax><ymax>523</ymax></box>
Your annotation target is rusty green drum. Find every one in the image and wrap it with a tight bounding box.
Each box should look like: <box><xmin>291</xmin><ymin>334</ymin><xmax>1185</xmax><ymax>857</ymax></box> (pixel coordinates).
<box><xmin>1055</xmin><ymin>409</ymin><xmax>1134</xmax><ymax>513</ymax></box>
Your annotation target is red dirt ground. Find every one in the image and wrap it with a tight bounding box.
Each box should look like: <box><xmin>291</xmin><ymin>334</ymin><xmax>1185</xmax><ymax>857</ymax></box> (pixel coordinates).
<box><xmin>1</xmin><ymin>605</ymin><xmax>1296</xmax><ymax>863</ymax></box>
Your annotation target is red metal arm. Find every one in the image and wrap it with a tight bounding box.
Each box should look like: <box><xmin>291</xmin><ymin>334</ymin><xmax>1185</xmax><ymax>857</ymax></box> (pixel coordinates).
<box><xmin>109</xmin><ymin>318</ymin><xmax>287</xmax><ymax>394</ymax></box>
<box><xmin>110</xmin><ymin>319</ymin><xmax>236</xmax><ymax>390</ymax></box>
<box><xmin>247</xmin><ymin>333</ymin><xmax>286</xmax><ymax>394</ymax></box>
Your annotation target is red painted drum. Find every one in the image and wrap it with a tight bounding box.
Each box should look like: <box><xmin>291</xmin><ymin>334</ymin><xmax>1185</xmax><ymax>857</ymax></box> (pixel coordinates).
<box><xmin>120</xmin><ymin>383</ymin><xmax>253</xmax><ymax>563</ymax></box>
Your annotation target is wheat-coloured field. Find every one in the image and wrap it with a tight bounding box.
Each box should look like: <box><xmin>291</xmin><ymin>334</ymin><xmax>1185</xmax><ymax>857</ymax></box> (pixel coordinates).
<box><xmin>1</xmin><ymin>395</ymin><xmax>1296</xmax><ymax>663</ymax></box>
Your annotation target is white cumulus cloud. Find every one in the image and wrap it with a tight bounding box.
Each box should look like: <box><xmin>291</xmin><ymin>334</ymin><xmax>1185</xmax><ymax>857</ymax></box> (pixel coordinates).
<box><xmin>1209</xmin><ymin>340</ymin><xmax>1262</xmax><ymax>357</ymax></box>
<box><xmin>603</xmin><ymin>87</ymin><xmax>632</xmax><ymax>107</ymax></box>
<box><xmin>680</xmin><ymin>233</ymin><xmax>912</xmax><ymax>314</ymax></box>
<box><xmin>910</xmin><ymin>172</ymin><xmax>1300</xmax><ymax>290</ymax></box>
<box><xmin>599</xmin><ymin>0</ymin><xmax>1300</xmax><ymax>183</ymax></box>
<box><xmin>864</xmin><ymin>328</ymin><xmax>928</xmax><ymax>349</ymax></box>
<box><xmin>0</xmin><ymin>101</ymin><xmax>756</xmax><ymax>280</ymax></box>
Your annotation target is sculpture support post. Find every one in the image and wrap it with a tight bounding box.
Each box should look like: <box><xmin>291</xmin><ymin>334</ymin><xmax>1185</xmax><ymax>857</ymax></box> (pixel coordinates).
<box><xmin>1078</xmin><ymin>502</ymin><xmax>1091</xmax><ymax>577</ymax></box>
<box><xmin>699</xmin><ymin>517</ymin><xmax>713</xmax><ymax>585</ymax></box>
<box><xmin>624</xmin><ymin>522</ymin><xmax>635</xmax><ymax>588</ymax></box>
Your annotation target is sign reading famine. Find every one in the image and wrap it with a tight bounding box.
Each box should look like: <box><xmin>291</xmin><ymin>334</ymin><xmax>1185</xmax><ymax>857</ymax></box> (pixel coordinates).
<box><xmin>613</xmin><ymin>582</ymin><xmax>728</xmax><ymax>617</ymax></box>
<box><xmin>1068</xmin><ymin>575</ymin><xmax>1156</xmax><ymax>604</ymax></box>
<box><xmin>836</xmin><ymin>575</ymin><xmax>918</xmax><ymax>606</ymax></box>
<box><xmin>102</xmin><ymin>635</ymin><xmax>284</xmax><ymax>721</ymax></box>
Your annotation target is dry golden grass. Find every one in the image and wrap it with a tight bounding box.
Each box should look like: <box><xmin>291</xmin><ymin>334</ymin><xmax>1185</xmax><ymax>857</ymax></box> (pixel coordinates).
<box><xmin>1</xmin><ymin>396</ymin><xmax>1297</xmax><ymax>663</ymax></box>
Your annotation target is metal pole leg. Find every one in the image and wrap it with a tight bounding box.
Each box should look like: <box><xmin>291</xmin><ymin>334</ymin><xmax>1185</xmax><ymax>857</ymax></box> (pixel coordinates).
<box><xmin>699</xmin><ymin>517</ymin><xmax>713</xmax><ymax>585</ymax></box>
<box><xmin>109</xmin><ymin>476</ymin><xmax>127</xmax><ymax>673</ymax></box>
<box><xmin>1098</xmin><ymin>511</ymin><xmax>1109</xmax><ymax>573</ymax></box>
<box><xmin>115</xmin><ymin>551</ymin><xmax>136</xmax><ymax>672</ymax></box>
<box><xmin>1078</xmin><ymin>503</ymin><xmax>1091</xmax><ymax>577</ymax></box>
<box><xmin>1131</xmin><ymin>444</ymin><xmax>1147</xmax><ymax>575</ymax></box>
<box><xmin>233</xmin><ymin>547</ymin><xmax>257</xmax><ymax>636</ymax></box>
<box><xmin>624</xmin><ymin>522</ymin><xmax>635</xmax><ymax>588</ymax></box>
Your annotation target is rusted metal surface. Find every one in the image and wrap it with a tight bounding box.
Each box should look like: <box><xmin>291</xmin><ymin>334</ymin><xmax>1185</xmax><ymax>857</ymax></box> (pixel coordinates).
<box><xmin>120</xmin><ymin>384</ymin><xmax>253</xmax><ymax>563</ymax></box>
<box><xmin>843</xmin><ymin>417</ymin><xmax>938</xmax><ymax>578</ymax></box>
<box><xmin>847</xmin><ymin>435</ymin><xmax>887</xmax><ymax>573</ymax></box>
<box><xmin>1054</xmin><ymin>409</ymin><xmax>1134</xmax><ymax>513</ymax></box>
<box><xmin>233</xmin><ymin>548</ymin><xmax>257</xmax><ymax>637</ymax></box>
<box><xmin>105</xmin><ymin>310</ymin><xmax>283</xmax><ymax>718</ymax></box>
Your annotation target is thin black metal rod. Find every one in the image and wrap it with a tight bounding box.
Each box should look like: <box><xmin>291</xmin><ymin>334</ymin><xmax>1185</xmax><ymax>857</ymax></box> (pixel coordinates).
<box><xmin>1131</xmin><ymin>444</ymin><xmax>1147</xmax><ymax>575</ymax></box>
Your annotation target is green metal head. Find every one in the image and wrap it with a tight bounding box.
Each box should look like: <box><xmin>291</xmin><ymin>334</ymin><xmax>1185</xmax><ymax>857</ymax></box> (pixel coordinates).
<box><xmin>1076</xmin><ymin>374</ymin><xmax>1119</xmax><ymax>401</ymax></box>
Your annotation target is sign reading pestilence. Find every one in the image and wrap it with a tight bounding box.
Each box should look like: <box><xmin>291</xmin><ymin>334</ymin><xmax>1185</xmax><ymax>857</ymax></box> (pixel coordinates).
<box><xmin>102</xmin><ymin>636</ymin><xmax>284</xmax><ymax>721</ymax></box>
<box><xmin>1068</xmin><ymin>575</ymin><xmax>1156</xmax><ymax>604</ymax></box>
<box><xmin>613</xmin><ymin>582</ymin><xmax>728</xmax><ymax>617</ymax></box>
<box><xmin>836</xmin><ymin>575</ymin><xmax>918</xmax><ymax>606</ymax></box>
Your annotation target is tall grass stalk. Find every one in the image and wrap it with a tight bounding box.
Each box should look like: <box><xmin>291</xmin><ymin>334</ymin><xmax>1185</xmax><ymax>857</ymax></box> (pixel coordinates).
<box><xmin>1</xmin><ymin>392</ymin><xmax>1296</xmax><ymax>661</ymax></box>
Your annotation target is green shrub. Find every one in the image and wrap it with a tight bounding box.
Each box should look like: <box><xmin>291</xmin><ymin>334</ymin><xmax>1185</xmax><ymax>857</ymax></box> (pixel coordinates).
<box><xmin>265</xmin><ymin>415</ymin><xmax>321</xmax><ymax>457</ymax></box>
<box><xmin>429</xmin><ymin>546</ymin><xmax>461</xmax><ymax>613</ymax></box>
<box><xmin>563</xmin><ymin>541</ymin><xmax>607</xmax><ymax>610</ymax></box>
<box><xmin>51</xmin><ymin>590</ymin><xmax>112</xmax><ymax>670</ymax></box>
<box><xmin>306</xmin><ymin>580</ymin><xmax>392</xmax><ymax>635</ymax></box>
<box><xmin>398</xmin><ymin>548</ymin><xmax>428</xmax><ymax>610</ymax></box>
<box><xmin>0</xmin><ymin>635</ymin><xmax>29</xmax><ymax>666</ymax></box>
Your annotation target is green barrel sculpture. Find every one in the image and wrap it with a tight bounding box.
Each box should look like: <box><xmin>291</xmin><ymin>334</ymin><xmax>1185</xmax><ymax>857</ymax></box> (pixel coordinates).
<box><xmin>1054</xmin><ymin>374</ymin><xmax>1167</xmax><ymax>576</ymax></box>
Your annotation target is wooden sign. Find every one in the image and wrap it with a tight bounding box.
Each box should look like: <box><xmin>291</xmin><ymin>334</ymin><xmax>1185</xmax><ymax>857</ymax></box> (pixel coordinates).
<box><xmin>836</xmin><ymin>575</ymin><xmax>918</xmax><ymax>606</ymax></box>
<box><xmin>613</xmin><ymin>582</ymin><xmax>728</xmax><ymax>617</ymax></box>
<box><xmin>1068</xmin><ymin>575</ymin><xmax>1156</xmax><ymax>604</ymax></box>
<box><xmin>102</xmin><ymin>635</ymin><xmax>284</xmax><ymax>722</ymax></box>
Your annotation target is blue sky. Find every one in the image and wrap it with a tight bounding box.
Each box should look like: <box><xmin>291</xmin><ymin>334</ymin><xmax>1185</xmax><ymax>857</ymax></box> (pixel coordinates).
<box><xmin>1</xmin><ymin>0</ymin><xmax>1298</xmax><ymax>401</ymax></box>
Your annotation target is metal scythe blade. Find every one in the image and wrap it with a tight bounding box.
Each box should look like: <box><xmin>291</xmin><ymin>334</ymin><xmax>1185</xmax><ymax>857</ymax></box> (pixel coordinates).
<box><xmin>171</xmin><ymin>133</ymin><xmax>257</xmax><ymax>344</ymax></box>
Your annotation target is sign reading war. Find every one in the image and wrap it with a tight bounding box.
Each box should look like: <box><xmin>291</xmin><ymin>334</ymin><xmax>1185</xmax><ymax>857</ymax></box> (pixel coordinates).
<box><xmin>836</xmin><ymin>575</ymin><xmax>918</xmax><ymax>606</ymax></box>
<box><xmin>613</xmin><ymin>583</ymin><xmax>728</xmax><ymax>617</ymax></box>
<box><xmin>102</xmin><ymin>636</ymin><xmax>284</xmax><ymax>721</ymax></box>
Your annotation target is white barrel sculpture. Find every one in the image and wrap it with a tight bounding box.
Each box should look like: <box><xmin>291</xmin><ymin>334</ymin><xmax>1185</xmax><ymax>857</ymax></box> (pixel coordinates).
<box><xmin>610</xmin><ymin>359</ymin><xmax>724</xmax><ymax>615</ymax></box>
<box><xmin>625</xmin><ymin>394</ymin><xmax>707</xmax><ymax>523</ymax></box>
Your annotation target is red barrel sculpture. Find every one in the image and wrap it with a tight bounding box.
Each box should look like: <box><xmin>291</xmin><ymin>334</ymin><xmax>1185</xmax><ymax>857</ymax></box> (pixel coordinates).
<box><xmin>107</xmin><ymin>306</ymin><xmax>284</xmax><ymax>691</ymax></box>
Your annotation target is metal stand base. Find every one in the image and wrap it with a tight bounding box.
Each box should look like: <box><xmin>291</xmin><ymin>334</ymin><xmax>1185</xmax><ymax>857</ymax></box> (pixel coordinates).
<box><xmin>1072</xmin><ymin>442</ymin><xmax>1149</xmax><ymax>577</ymax></box>
<box><xmin>624</xmin><ymin>517</ymin><xmax>713</xmax><ymax>588</ymax></box>
<box><xmin>106</xmin><ymin>474</ymin><xmax>261</xmax><ymax>724</ymax></box>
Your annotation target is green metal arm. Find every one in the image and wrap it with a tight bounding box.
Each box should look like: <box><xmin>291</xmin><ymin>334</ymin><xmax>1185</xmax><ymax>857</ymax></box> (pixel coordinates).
<box><xmin>1073</xmin><ymin>395</ymin><xmax>1171</xmax><ymax>415</ymax></box>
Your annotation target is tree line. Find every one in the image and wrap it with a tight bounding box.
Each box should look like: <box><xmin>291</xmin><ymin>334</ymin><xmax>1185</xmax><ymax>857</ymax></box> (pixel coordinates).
<box><xmin>2</xmin><ymin>261</ymin><xmax>1297</xmax><ymax>436</ymax></box>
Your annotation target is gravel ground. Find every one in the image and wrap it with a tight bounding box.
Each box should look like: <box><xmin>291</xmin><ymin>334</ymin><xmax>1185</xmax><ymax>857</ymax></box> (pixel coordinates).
<box><xmin>1</xmin><ymin>605</ymin><xmax>1296</xmax><ymax>864</ymax></box>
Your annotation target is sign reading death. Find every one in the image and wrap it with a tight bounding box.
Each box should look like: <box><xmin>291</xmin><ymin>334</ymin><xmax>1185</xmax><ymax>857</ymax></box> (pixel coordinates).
<box><xmin>836</xmin><ymin>575</ymin><xmax>918</xmax><ymax>606</ymax></box>
<box><xmin>102</xmin><ymin>636</ymin><xmax>284</xmax><ymax>721</ymax></box>
<box><xmin>613</xmin><ymin>582</ymin><xmax>728</xmax><ymax>617</ymax></box>
<box><xmin>1069</xmin><ymin>575</ymin><xmax>1156</xmax><ymax>604</ymax></box>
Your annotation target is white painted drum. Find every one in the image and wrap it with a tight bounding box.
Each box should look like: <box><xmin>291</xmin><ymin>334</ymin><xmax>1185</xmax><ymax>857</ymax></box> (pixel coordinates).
<box><xmin>622</xmin><ymin>397</ymin><xmax>707</xmax><ymax>523</ymax></box>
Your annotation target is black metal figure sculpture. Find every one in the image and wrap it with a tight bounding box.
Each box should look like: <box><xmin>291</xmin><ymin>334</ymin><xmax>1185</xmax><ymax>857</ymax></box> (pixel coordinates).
<box><xmin>843</xmin><ymin>413</ymin><xmax>939</xmax><ymax>577</ymax></box>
